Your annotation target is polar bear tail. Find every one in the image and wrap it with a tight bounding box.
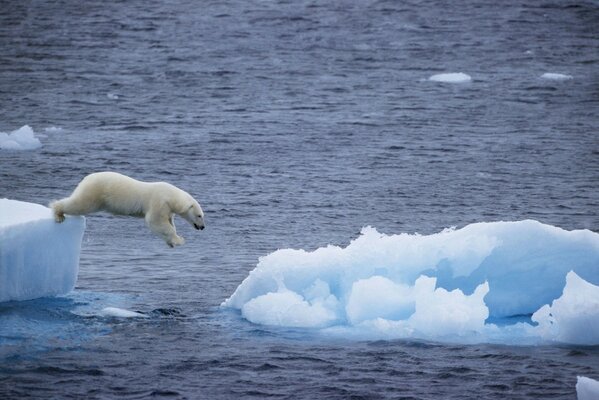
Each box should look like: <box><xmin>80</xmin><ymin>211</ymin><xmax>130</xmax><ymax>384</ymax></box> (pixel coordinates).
<box><xmin>49</xmin><ymin>199</ymin><xmax>66</xmax><ymax>223</ymax></box>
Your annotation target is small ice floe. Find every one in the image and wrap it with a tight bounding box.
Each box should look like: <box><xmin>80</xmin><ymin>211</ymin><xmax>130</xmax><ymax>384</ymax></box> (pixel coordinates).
<box><xmin>540</xmin><ymin>73</ymin><xmax>573</xmax><ymax>81</ymax></box>
<box><xmin>107</xmin><ymin>93</ymin><xmax>119</xmax><ymax>100</ymax></box>
<box><xmin>577</xmin><ymin>376</ymin><xmax>599</xmax><ymax>400</ymax></box>
<box><xmin>100</xmin><ymin>307</ymin><xmax>147</xmax><ymax>318</ymax></box>
<box><xmin>0</xmin><ymin>125</ymin><xmax>42</xmax><ymax>150</ymax></box>
<box><xmin>428</xmin><ymin>72</ymin><xmax>472</xmax><ymax>83</ymax></box>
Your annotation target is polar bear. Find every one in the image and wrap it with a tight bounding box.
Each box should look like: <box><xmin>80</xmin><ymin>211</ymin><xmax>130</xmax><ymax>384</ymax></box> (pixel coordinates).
<box><xmin>50</xmin><ymin>172</ymin><xmax>205</xmax><ymax>247</ymax></box>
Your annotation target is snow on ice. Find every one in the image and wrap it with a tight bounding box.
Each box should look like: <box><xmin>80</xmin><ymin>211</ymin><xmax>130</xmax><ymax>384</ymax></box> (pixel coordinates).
<box><xmin>0</xmin><ymin>199</ymin><xmax>85</xmax><ymax>302</ymax></box>
<box><xmin>223</xmin><ymin>220</ymin><xmax>599</xmax><ymax>344</ymax></box>
<box><xmin>0</xmin><ymin>125</ymin><xmax>42</xmax><ymax>150</ymax></box>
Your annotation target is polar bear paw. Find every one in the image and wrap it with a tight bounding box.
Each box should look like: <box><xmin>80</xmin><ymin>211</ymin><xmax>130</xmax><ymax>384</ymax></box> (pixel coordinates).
<box><xmin>167</xmin><ymin>235</ymin><xmax>185</xmax><ymax>248</ymax></box>
<box><xmin>49</xmin><ymin>201</ymin><xmax>66</xmax><ymax>223</ymax></box>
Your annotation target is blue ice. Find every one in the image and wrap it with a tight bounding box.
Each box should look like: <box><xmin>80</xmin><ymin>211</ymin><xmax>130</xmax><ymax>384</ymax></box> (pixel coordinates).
<box><xmin>224</xmin><ymin>221</ymin><xmax>599</xmax><ymax>344</ymax></box>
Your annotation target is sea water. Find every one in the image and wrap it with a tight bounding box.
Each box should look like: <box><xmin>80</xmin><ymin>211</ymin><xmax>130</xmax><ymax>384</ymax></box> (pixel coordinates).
<box><xmin>1</xmin><ymin>0</ymin><xmax>598</xmax><ymax>398</ymax></box>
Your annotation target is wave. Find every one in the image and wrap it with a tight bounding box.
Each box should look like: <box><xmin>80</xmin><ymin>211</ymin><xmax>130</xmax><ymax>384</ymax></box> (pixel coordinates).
<box><xmin>222</xmin><ymin>220</ymin><xmax>599</xmax><ymax>344</ymax></box>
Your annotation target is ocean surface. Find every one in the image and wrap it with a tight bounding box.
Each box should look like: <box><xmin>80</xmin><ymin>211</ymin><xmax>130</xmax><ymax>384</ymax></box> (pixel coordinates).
<box><xmin>1</xmin><ymin>0</ymin><xmax>599</xmax><ymax>398</ymax></box>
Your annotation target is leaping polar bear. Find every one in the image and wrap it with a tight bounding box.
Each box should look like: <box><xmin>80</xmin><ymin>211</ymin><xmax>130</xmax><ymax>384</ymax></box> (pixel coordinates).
<box><xmin>51</xmin><ymin>171</ymin><xmax>205</xmax><ymax>247</ymax></box>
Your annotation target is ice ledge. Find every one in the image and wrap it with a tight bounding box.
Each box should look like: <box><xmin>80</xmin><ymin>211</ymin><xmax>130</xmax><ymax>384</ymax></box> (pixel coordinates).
<box><xmin>0</xmin><ymin>199</ymin><xmax>85</xmax><ymax>302</ymax></box>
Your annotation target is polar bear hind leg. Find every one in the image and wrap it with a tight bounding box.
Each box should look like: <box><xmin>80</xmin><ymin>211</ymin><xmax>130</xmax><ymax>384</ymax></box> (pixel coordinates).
<box><xmin>50</xmin><ymin>193</ymin><xmax>101</xmax><ymax>223</ymax></box>
<box><xmin>50</xmin><ymin>199</ymin><xmax>67</xmax><ymax>222</ymax></box>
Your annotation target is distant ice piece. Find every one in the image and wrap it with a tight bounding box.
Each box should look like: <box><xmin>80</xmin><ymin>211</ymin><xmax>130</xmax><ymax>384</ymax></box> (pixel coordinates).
<box><xmin>44</xmin><ymin>126</ymin><xmax>63</xmax><ymax>133</ymax></box>
<box><xmin>223</xmin><ymin>221</ymin><xmax>599</xmax><ymax>343</ymax></box>
<box><xmin>0</xmin><ymin>125</ymin><xmax>42</xmax><ymax>150</ymax></box>
<box><xmin>577</xmin><ymin>376</ymin><xmax>599</xmax><ymax>400</ymax></box>
<box><xmin>429</xmin><ymin>72</ymin><xmax>472</xmax><ymax>83</ymax></box>
<box><xmin>541</xmin><ymin>72</ymin><xmax>573</xmax><ymax>80</ymax></box>
<box><xmin>0</xmin><ymin>199</ymin><xmax>85</xmax><ymax>302</ymax></box>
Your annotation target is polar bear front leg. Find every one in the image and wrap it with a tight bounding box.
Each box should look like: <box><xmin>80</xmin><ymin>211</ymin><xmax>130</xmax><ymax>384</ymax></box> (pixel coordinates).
<box><xmin>145</xmin><ymin>211</ymin><xmax>185</xmax><ymax>247</ymax></box>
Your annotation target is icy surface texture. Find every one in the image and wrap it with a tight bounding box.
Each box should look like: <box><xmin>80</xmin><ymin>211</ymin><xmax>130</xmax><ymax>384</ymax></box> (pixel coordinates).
<box><xmin>223</xmin><ymin>221</ymin><xmax>599</xmax><ymax>343</ymax></box>
<box><xmin>577</xmin><ymin>376</ymin><xmax>599</xmax><ymax>400</ymax></box>
<box><xmin>0</xmin><ymin>125</ymin><xmax>42</xmax><ymax>150</ymax></box>
<box><xmin>0</xmin><ymin>199</ymin><xmax>85</xmax><ymax>302</ymax></box>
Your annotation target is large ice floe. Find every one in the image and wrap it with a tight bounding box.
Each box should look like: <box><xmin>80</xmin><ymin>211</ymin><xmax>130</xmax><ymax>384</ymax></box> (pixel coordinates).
<box><xmin>223</xmin><ymin>221</ymin><xmax>599</xmax><ymax>344</ymax></box>
<box><xmin>0</xmin><ymin>125</ymin><xmax>42</xmax><ymax>150</ymax></box>
<box><xmin>0</xmin><ymin>199</ymin><xmax>85</xmax><ymax>302</ymax></box>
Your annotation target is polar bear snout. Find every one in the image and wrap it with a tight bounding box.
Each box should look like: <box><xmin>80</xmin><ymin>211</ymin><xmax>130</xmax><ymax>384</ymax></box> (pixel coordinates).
<box><xmin>182</xmin><ymin>201</ymin><xmax>205</xmax><ymax>232</ymax></box>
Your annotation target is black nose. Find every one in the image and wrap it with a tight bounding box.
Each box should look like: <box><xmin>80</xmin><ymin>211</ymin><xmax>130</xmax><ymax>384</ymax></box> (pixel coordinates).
<box><xmin>200</xmin><ymin>225</ymin><xmax>205</xmax><ymax>230</ymax></box>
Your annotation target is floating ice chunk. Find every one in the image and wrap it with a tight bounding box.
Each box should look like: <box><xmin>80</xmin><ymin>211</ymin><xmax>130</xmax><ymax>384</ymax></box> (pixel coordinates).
<box><xmin>429</xmin><ymin>72</ymin><xmax>472</xmax><ymax>83</ymax></box>
<box><xmin>107</xmin><ymin>93</ymin><xmax>119</xmax><ymax>100</ymax></box>
<box><xmin>577</xmin><ymin>376</ymin><xmax>599</xmax><ymax>400</ymax></box>
<box><xmin>100</xmin><ymin>307</ymin><xmax>147</xmax><ymax>318</ymax></box>
<box><xmin>0</xmin><ymin>125</ymin><xmax>42</xmax><ymax>150</ymax></box>
<box><xmin>0</xmin><ymin>199</ymin><xmax>85</xmax><ymax>302</ymax></box>
<box><xmin>541</xmin><ymin>72</ymin><xmax>573</xmax><ymax>80</ymax></box>
<box><xmin>532</xmin><ymin>271</ymin><xmax>599</xmax><ymax>345</ymax></box>
<box><xmin>223</xmin><ymin>221</ymin><xmax>599</xmax><ymax>343</ymax></box>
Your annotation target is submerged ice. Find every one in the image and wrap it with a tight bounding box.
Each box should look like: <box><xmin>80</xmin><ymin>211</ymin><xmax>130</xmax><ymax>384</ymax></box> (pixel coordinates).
<box><xmin>0</xmin><ymin>199</ymin><xmax>85</xmax><ymax>302</ymax></box>
<box><xmin>223</xmin><ymin>221</ymin><xmax>599</xmax><ymax>344</ymax></box>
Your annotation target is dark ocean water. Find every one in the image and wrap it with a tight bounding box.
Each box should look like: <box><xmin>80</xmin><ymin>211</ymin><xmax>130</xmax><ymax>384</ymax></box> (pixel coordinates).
<box><xmin>1</xmin><ymin>0</ymin><xmax>599</xmax><ymax>398</ymax></box>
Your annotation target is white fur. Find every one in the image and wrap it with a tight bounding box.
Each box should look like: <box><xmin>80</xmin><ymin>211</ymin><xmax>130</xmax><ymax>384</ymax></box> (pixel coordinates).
<box><xmin>50</xmin><ymin>172</ymin><xmax>204</xmax><ymax>247</ymax></box>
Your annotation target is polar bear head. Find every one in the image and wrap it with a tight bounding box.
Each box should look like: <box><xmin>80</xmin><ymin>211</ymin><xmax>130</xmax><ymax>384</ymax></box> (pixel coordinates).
<box><xmin>180</xmin><ymin>198</ymin><xmax>205</xmax><ymax>231</ymax></box>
